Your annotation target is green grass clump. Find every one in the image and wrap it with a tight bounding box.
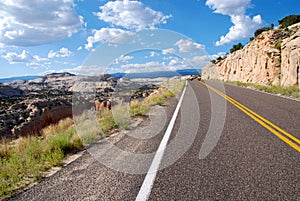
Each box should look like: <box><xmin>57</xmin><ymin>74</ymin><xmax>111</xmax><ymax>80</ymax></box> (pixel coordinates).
<box><xmin>129</xmin><ymin>100</ymin><xmax>150</xmax><ymax>116</ymax></box>
<box><xmin>145</xmin><ymin>94</ymin><xmax>166</xmax><ymax>106</ymax></box>
<box><xmin>112</xmin><ymin>105</ymin><xmax>131</xmax><ymax>130</ymax></box>
<box><xmin>0</xmin><ymin>118</ymin><xmax>79</xmax><ymax>198</ymax></box>
<box><xmin>162</xmin><ymin>90</ymin><xmax>175</xmax><ymax>98</ymax></box>
<box><xmin>97</xmin><ymin>108</ymin><xmax>117</xmax><ymax>134</ymax></box>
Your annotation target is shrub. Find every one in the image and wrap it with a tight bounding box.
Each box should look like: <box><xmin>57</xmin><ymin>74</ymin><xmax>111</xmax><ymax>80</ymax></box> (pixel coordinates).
<box><xmin>0</xmin><ymin>122</ymin><xmax>77</xmax><ymax>197</ymax></box>
<box><xmin>278</xmin><ymin>15</ymin><xmax>300</xmax><ymax>28</ymax></box>
<box><xmin>112</xmin><ymin>105</ymin><xmax>131</xmax><ymax>130</ymax></box>
<box><xmin>97</xmin><ymin>109</ymin><xmax>117</xmax><ymax>134</ymax></box>
<box><xmin>145</xmin><ymin>94</ymin><xmax>166</xmax><ymax>106</ymax></box>
<box><xmin>254</xmin><ymin>27</ymin><xmax>270</xmax><ymax>37</ymax></box>
<box><xmin>129</xmin><ymin>100</ymin><xmax>149</xmax><ymax>116</ymax></box>
<box><xmin>230</xmin><ymin>43</ymin><xmax>244</xmax><ymax>53</ymax></box>
<box><xmin>274</xmin><ymin>40</ymin><xmax>282</xmax><ymax>50</ymax></box>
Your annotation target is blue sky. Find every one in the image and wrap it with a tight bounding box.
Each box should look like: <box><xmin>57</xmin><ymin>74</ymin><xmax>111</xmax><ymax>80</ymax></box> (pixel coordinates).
<box><xmin>0</xmin><ymin>0</ymin><xmax>299</xmax><ymax>78</ymax></box>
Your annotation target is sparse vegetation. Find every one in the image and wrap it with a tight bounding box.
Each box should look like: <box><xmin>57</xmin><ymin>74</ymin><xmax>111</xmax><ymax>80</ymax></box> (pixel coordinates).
<box><xmin>0</xmin><ymin>118</ymin><xmax>79</xmax><ymax>198</ymax></box>
<box><xmin>0</xmin><ymin>78</ymin><xmax>186</xmax><ymax>199</ymax></box>
<box><xmin>254</xmin><ymin>27</ymin><xmax>270</xmax><ymax>37</ymax></box>
<box><xmin>129</xmin><ymin>100</ymin><xmax>150</xmax><ymax>116</ymax></box>
<box><xmin>278</xmin><ymin>15</ymin><xmax>300</xmax><ymax>28</ymax></box>
<box><xmin>230</xmin><ymin>43</ymin><xmax>244</xmax><ymax>53</ymax></box>
<box><xmin>274</xmin><ymin>40</ymin><xmax>282</xmax><ymax>50</ymax></box>
<box><xmin>227</xmin><ymin>81</ymin><xmax>300</xmax><ymax>98</ymax></box>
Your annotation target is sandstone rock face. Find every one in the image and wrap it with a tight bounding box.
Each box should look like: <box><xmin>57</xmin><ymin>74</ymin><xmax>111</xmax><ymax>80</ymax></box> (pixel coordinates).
<box><xmin>281</xmin><ymin>23</ymin><xmax>300</xmax><ymax>89</ymax></box>
<box><xmin>202</xmin><ymin>22</ymin><xmax>300</xmax><ymax>91</ymax></box>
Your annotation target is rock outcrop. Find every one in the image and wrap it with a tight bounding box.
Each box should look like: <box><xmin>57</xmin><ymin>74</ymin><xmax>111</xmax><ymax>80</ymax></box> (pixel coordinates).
<box><xmin>0</xmin><ymin>73</ymin><xmax>158</xmax><ymax>139</ymax></box>
<box><xmin>202</xmin><ymin>22</ymin><xmax>300</xmax><ymax>91</ymax></box>
<box><xmin>281</xmin><ymin>23</ymin><xmax>300</xmax><ymax>88</ymax></box>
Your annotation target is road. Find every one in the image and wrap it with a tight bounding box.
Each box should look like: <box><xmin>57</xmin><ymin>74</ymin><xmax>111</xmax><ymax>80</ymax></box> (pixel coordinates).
<box><xmin>8</xmin><ymin>80</ymin><xmax>299</xmax><ymax>200</ymax></box>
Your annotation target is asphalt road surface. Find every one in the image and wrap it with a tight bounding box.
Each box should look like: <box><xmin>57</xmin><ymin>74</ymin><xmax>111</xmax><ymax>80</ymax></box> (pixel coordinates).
<box><xmin>8</xmin><ymin>80</ymin><xmax>299</xmax><ymax>200</ymax></box>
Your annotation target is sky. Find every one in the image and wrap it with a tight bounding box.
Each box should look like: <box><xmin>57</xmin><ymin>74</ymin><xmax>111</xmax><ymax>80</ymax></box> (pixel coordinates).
<box><xmin>0</xmin><ymin>0</ymin><xmax>299</xmax><ymax>78</ymax></box>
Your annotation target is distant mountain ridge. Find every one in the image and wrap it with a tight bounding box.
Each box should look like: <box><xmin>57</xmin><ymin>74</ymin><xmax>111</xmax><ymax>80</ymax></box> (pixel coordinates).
<box><xmin>1</xmin><ymin>69</ymin><xmax>201</xmax><ymax>83</ymax></box>
<box><xmin>110</xmin><ymin>69</ymin><xmax>201</xmax><ymax>79</ymax></box>
<box><xmin>0</xmin><ymin>76</ymin><xmax>41</xmax><ymax>83</ymax></box>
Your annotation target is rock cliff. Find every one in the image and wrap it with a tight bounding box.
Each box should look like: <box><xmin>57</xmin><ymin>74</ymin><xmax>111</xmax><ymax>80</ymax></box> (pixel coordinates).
<box><xmin>202</xmin><ymin>22</ymin><xmax>300</xmax><ymax>91</ymax></box>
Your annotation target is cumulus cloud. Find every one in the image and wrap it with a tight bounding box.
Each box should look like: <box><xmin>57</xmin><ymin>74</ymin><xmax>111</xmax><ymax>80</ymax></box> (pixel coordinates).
<box><xmin>94</xmin><ymin>0</ymin><xmax>171</xmax><ymax>31</ymax></box>
<box><xmin>2</xmin><ymin>50</ymin><xmax>48</xmax><ymax>68</ymax></box>
<box><xmin>120</xmin><ymin>59</ymin><xmax>189</xmax><ymax>73</ymax></box>
<box><xmin>114</xmin><ymin>55</ymin><xmax>134</xmax><ymax>64</ymax></box>
<box><xmin>175</xmin><ymin>39</ymin><xmax>205</xmax><ymax>52</ymax></box>
<box><xmin>48</xmin><ymin>48</ymin><xmax>74</xmax><ymax>58</ymax></box>
<box><xmin>150</xmin><ymin>51</ymin><xmax>160</xmax><ymax>57</ymax></box>
<box><xmin>0</xmin><ymin>0</ymin><xmax>84</xmax><ymax>46</ymax></box>
<box><xmin>185</xmin><ymin>52</ymin><xmax>227</xmax><ymax>67</ymax></box>
<box><xmin>85</xmin><ymin>28</ymin><xmax>134</xmax><ymax>50</ymax></box>
<box><xmin>205</xmin><ymin>0</ymin><xmax>263</xmax><ymax>46</ymax></box>
<box><xmin>206</xmin><ymin>0</ymin><xmax>251</xmax><ymax>16</ymax></box>
<box><xmin>162</xmin><ymin>48</ymin><xmax>176</xmax><ymax>55</ymax></box>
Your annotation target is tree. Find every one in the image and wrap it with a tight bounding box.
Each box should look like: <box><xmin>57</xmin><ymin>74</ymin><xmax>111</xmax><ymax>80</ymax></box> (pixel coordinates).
<box><xmin>278</xmin><ymin>15</ymin><xmax>300</xmax><ymax>28</ymax></box>
<box><xmin>254</xmin><ymin>27</ymin><xmax>270</xmax><ymax>37</ymax></box>
<box><xmin>216</xmin><ymin>56</ymin><xmax>223</xmax><ymax>61</ymax></box>
<box><xmin>230</xmin><ymin>43</ymin><xmax>244</xmax><ymax>53</ymax></box>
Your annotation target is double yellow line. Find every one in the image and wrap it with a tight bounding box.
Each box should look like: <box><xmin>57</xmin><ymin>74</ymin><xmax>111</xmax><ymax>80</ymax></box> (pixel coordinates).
<box><xmin>199</xmin><ymin>81</ymin><xmax>300</xmax><ymax>153</ymax></box>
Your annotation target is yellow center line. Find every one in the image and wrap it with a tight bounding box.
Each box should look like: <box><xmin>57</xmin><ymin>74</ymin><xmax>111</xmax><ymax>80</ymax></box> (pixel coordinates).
<box><xmin>198</xmin><ymin>81</ymin><xmax>300</xmax><ymax>153</ymax></box>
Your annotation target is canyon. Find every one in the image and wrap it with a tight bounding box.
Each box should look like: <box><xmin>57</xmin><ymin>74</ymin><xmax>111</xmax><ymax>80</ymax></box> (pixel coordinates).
<box><xmin>0</xmin><ymin>73</ymin><xmax>158</xmax><ymax>139</ymax></box>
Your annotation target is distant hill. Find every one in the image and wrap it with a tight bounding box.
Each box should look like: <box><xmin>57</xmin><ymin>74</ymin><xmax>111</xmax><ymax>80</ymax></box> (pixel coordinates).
<box><xmin>0</xmin><ymin>76</ymin><xmax>41</xmax><ymax>83</ymax></box>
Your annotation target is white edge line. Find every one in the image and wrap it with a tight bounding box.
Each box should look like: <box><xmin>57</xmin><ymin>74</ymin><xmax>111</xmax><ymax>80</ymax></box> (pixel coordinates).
<box><xmin>135</xmin><ymin>81</ymin><xmax>188</xmax><ymax>201</ymax></box>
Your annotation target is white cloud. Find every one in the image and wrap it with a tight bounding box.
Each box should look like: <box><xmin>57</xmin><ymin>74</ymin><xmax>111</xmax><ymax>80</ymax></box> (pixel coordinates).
<box><xmin>0</xmin><ymin>0</ymin><xmax>84</xmax><ymax>46</ymax></box>
<box><xmin>2</xmin><ymin>50</ymin><xmax>33</xmax><ymax>64</ymax></box>
<box><xmin>162</xmin><ymin>48</ymin><xmax>176</xmax><ymax>55</ymax></box>
<box><xmin>85</xmin><ymin>28</ymin><xmax>134</xmax><ymax>50</ymax></box>
<box><xmin>205</xmin><ymin>0</ymin><xmax>263</xmax><ymax>46</ymax></box>
<box><xmin>175</xmin><ymin>39</ymin><xmax>205</xmax><ymax>52</ymax></box>
<box><xmin>186</xmin><ymin>52</ymin><xmax>227</xmax><ymax>67</ymax></box>
<box><xmin>169</xmin><ymin>58</ymin><xmax>180</xmax><ymax>66</ymax></box>
<box><xmin>114</xmin><ymin>55</ymin><xmax>134</xmax><ymax>64</ymax></box>
<box><xmin>2</xmin><ymin>50</ymin><xmax>48</xmax><ymax>68</ymax></box>
<box><xmin>94</xmin><ymin>0</ymin><xmax>171</xmax><ymax>31</ymax></box>
<box><xmin>150</xmin><ymin>51</ymin><xmax>160</xmax><ymax>57</ymax></box>
<box><xmin>77</xmin><ymin>46</ymin><xmax>82</xmax><ymax>51</ymax></box>
<box><xmin>206</xmin><ymin>0</ymin><xmax>251</xmax><ymax>16</ymax></box>
<box><xmin>215</xmin><ymin>15</ymin><xmax>262</xmax><ymax>46</ymax></box>
<box><xmin>48</xmin><ymin>48</ymin><xmax>74</xmax><ymax>58</ymax></box>
<box><xmin>120</xmin><ymin>59</ymin><xmax>189</xmax><ymax>73</ymax></box>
